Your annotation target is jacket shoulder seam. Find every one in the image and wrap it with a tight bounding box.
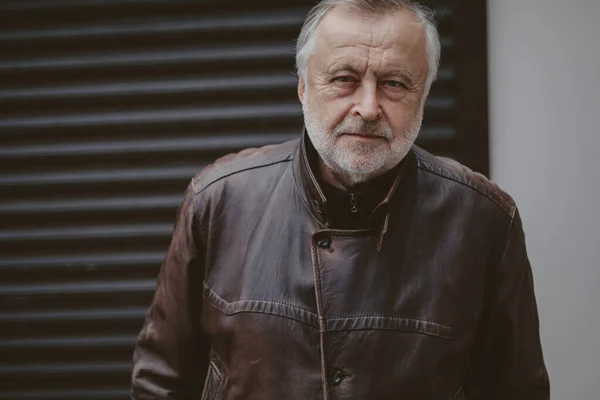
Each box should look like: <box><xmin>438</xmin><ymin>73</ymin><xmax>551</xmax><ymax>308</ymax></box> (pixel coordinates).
<box><xmin>192</xmin><ymin>148</ymin><xmax>293</xmax><ymax>195</ymax></box>
<box><xmin>413</xmin><ymin>148</ymin><xmax>516</xmax><ymax>217</ymax></box>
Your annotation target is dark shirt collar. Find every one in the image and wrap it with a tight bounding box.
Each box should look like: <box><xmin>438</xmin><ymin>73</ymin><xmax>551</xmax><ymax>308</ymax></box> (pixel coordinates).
<box><xmin>306</xmin><ymin>137</ymin><xmax>403</xmax><ymax>230</ymax></box>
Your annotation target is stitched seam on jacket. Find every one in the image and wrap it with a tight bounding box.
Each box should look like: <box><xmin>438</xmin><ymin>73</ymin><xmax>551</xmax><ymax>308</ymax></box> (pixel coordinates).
<box><xmin>326</xmin><ymin>314</ymin><xmax>451</xmax><ymax>329</ymax></box>
<box><xmin>203</xmin><ymin>284</ymin><xmax>320</xmax><ymax>328</ymax></box>
<box><xmin>205</xmin><ymin>302</ymin><xmax>319</xmax><ymax>329</ymax></box>
<box><xmin>324</xmin><ymin>316</ymin><xmax>453</xmax><ymax>339</ymax></box>
<box><xmin>291</xmin><ymin>170</ymin><xmax>327</xmax><ymax>229</ymax></box>
<box><xmin>324</xmin><ymin>326</ymin><xmax>452</xmax><ymax>340</ymax></box>
<box><xmin>417</xmin><ymin>160</ymin><xmax>516</xmax><ymax>217</ymax></box>
<box><xmin>310</xmin><ymin>234</ymin><xmax>331</xmax><ymax>400</ymax></box>
<box><xmin>203</xmin><ymin>285</ymin><xmax>454</xmax><ymax>336</ymax></box>
<box><xmin>493</xmin><ymin>211</ymin><xmax>518</xmax><ymax>295</ymax></box>
<box><xmin>193</xmin><ymin>153</ymin><xmax>293</xmax><ymax>194</ymax></box>
<box><xmin>203</xmin><ymin>284</ymin><xmax>318</xmax><ymax>316</ymax></box>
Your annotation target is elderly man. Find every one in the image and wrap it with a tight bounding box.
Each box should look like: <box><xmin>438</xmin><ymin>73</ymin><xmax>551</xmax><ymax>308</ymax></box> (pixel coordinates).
<box><xmin>131</xmin><ymin>0</ymin><xmax>549</xmax><ymax>399</ymax></box>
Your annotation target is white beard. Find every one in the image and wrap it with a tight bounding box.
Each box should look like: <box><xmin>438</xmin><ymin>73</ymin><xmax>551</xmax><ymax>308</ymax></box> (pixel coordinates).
<box><xmin>302</xmin><ymin>95</ymin><xmax>422</xmax><ymax>187</ymax></box>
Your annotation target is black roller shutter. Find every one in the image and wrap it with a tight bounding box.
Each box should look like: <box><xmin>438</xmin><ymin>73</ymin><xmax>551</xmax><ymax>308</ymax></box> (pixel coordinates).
<box><xmin>0</xmin><ymin>1</ymin><xmax>488</xmax><ymax>398</ymax></box>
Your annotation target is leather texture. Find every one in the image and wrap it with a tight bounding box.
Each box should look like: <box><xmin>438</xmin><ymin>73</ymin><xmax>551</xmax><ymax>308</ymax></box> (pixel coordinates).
<box><xmin>131</xmin><ymin>134</ymin><xmax>549</xmax><ymax>399</ymax></box>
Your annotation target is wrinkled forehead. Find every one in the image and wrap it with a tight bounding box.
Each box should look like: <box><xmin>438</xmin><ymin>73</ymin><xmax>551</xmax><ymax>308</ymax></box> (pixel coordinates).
<box><xmin>312</xmin><ymin>5</ymin><xmax>427</xmax><ymax>72</ymax></box>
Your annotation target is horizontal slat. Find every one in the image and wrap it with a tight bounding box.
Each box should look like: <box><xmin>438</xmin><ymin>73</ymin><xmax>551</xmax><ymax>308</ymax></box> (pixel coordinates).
<box><xmin>0</xmin><ymin>132</ymin><xmax>298</xmax><ymax>158</ymax></box>
<box><xmin>0</xmin><ymin>103</ymin><xmax>301</xmax><ymax>129</ymax></box>
<box><xmin>0</xmin><ymin>0</ymin><xmax>453</xmax><ymax>11</ymax></box>
<box><xmin>0</xmin><ymin>279</ymin><xmax>155</xmax><ymax>296</ymax></box>
<box><xmin>0</xmin><ymin>0</ymin><xmax>299</xmax><ymax>10</ymax></box>
<box><xmin>0</xmin><ymin>196</ymin><xmax>180</xmax><ymax>215</ymax></box>
<box><xmin>0</xmin><ymin>389</ymin><xmax>129</xmax><ymax>400</ymax></box>
<box><xmin>0</xmin><ymin>11</ymin><xmax>304</xmax><ymax>41</ymax></box>
<box><xmin>0</xmin><ymin>224</ymin><xmax>171</xmax><ymax>242</ymax></box>
<box><xmin>0</xmin><ymin>362</ymin><xmax>130</xmax><ymax>374</ymax></box>
<box><xmin>0</xmin><ymin>0</ymin><xmax>193</xmax><ymax>9</ymax></box>
<box><xmin>0</xmin><ymin>166</ymin><xmax>199</xmax><ymax>186</ymax></box>
<box><xmin>0</xmin><ymin>307</ymin><xmax>147</xmax><ymax>322</ymax></box>
<box><xmin>0</xmin><ymin>74</ymin><xmax>297</xmax><ymax>100</ymax></box>
<box><xmin>0</xmin><ymin>251</ymin><xmax>162</xmax><ymax>283</ymax></box>
<box><xmin>0</xmin><ymin>194</ymin><xmax>183</xmax><ymax>216</ymax></box>
<box><xmin>419</xmin><ymin>126</ymin><xmax>456</xmax><ymax>139</ymax></box>
<box><xmin>0</xmin><ymin>252</ymin><xmax>163</xmax><ymax>269</ymax></box>
<box><xmin>0</xmin><ymin>44</ymin><xmax>293</xmax><ymax>72</ymax></box>
<box><xmin>0</xmin><ymin>0</ymin><xmax>452</xmax><ymax>11</ymax></box>
<box><xmin>0</xmin><ymin>335</ymin><xmax>135</xmax><ymax>349</ymax></box>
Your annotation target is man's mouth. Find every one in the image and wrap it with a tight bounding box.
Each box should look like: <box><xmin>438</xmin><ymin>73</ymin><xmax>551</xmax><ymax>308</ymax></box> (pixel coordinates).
<box><xmin>343</xmin><ymin>132</ymin><xmax>386</xmax><ymax>140</ymax></box>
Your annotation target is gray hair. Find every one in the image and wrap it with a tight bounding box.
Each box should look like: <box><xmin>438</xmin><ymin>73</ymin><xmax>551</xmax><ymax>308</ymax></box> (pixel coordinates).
<box><xmin>295</xmin><ymin>0</ymin><xmax>441</xmax><ymax>93</ymax></box>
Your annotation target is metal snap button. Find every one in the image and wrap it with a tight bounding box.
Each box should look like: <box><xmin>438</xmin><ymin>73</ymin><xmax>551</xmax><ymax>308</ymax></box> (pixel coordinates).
<box><xmin>317</xmin><ymin>236</ymin><xmax>332</xmax><ymax>250</ymax></box>
<box><xmin>329</xmin><ymin>369</ymin><xmax>348</xmax><ymax>386</ymax></box>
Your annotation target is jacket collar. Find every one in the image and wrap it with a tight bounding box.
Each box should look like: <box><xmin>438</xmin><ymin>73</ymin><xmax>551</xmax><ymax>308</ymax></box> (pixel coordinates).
<box><xmin>292</xmin><ymin>129</ymin><xmax>416</xmax><ymax>250</ymax></box>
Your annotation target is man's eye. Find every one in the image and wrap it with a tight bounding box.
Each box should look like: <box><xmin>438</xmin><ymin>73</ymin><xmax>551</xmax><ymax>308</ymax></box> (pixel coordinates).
<box><xmin>334</xmin><ymin>76</ymin><xmax>357</xmax><ymax>83</ymax></box>
<box><xmin>383</xmin><ymin>80</ymin><xmax>405</xmax><ymax>88</ymax></box>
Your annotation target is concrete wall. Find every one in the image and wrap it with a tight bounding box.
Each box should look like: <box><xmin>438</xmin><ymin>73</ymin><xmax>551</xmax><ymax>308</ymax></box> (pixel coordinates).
<box><xmin>488</xmin><ymin>0</ymin><xmax>600</xmax><ymax>398</ymax></box>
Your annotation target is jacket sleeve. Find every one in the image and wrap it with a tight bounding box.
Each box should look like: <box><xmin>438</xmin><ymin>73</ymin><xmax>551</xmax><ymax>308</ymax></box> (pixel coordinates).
<box><xmin>131</xmin><ymin>182</ymin><xmax>211</xmax><ymax>399</ymax></box>
<box><xmin>468</xmin><ymin>209</ymin><xmax>550</xmax><ymax>399</ymax></box>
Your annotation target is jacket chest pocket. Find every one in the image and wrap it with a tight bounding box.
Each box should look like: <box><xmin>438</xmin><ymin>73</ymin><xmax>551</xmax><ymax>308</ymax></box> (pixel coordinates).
<box><xmin>450</xmin><ymin>386</ymin><xmax>465</xmax><ymax>400</ymax></box>
<box><xmin>201</xmin><ymin>362</ymin><xmax>223</xmax><ymax>400</ymax></box>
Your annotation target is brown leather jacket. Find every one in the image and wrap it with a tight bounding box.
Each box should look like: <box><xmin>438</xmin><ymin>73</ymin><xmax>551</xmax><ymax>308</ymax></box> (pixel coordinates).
<box><xmin>131</xmin><ymin>135</ymin><xmax>549</xmax><ymax>399</ymax></box>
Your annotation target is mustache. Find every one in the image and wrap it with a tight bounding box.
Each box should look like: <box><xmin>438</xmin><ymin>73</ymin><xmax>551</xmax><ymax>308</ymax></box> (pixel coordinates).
<box><xmin>332</xmin><ymin>118</ymin><xmax>393</xmax><ymax>140</ymax></box>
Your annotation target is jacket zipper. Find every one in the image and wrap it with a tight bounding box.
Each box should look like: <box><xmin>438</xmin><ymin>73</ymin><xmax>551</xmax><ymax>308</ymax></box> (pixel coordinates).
<box><xmin>350</xmin><ymin>193</ymin><xmax>358</xmax><ymax>213</ymax></box>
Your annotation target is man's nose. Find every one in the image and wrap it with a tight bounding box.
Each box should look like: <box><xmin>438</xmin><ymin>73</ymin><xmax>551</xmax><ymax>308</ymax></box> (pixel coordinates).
<box><xmin>352</xmin><ymin>84</ymin><xmax>381</xmax><ymax>121</ymax></box>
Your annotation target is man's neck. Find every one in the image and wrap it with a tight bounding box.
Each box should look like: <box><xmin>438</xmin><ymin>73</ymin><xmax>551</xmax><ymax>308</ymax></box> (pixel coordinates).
<box><xmin>317</xmin><ymin>158</ymin><xmax>350</xmax><ymax>191</ymax></box>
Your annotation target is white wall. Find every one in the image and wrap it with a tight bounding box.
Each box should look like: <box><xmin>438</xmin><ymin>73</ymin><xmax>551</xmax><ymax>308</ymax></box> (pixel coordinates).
<box><xmin>488</xmin><ymin>1</ymin><xmax>600</xmax><ymax>398</ymax></box>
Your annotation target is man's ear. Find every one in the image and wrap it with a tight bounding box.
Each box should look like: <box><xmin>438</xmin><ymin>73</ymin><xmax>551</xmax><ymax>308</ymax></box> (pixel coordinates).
<box><xmin>297</xmin><ymin>75</ymin><xmax>305</xmax><ymax>104</ymax></box>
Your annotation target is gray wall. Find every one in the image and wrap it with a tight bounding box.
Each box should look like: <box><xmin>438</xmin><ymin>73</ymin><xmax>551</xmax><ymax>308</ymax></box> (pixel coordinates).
<box><xmin>488</xmin><ymin>0</ymin><xmax>600</xmax><ymax>398</ymax></box>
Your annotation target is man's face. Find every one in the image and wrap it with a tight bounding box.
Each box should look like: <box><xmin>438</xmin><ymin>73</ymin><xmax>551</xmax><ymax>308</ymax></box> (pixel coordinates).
<box><xmin>298</xmin><ymin>5</ymin><xmax>429</xmax><ymax>187</ymax></box>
